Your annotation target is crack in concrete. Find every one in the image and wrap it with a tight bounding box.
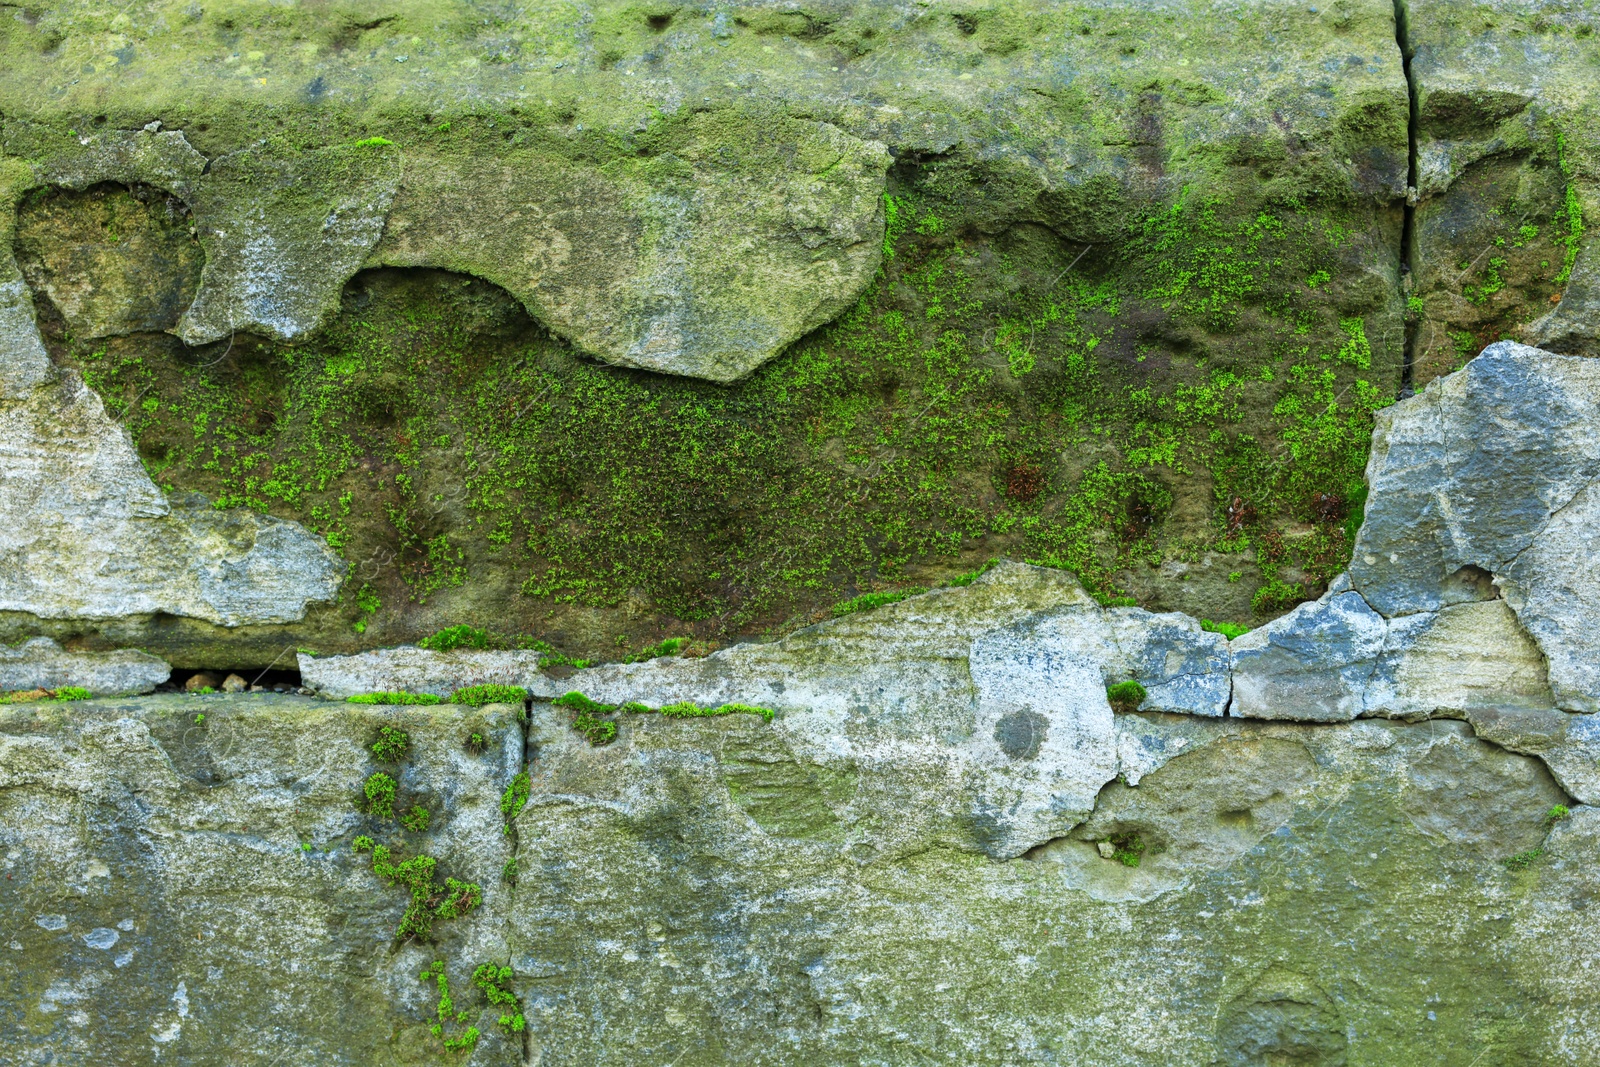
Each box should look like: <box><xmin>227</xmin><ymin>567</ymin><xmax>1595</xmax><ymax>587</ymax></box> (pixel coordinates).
<box><xmin>1394</xmin><ymin>0</ymin><xmax>1420</xmax><ymax>398</ymax></box>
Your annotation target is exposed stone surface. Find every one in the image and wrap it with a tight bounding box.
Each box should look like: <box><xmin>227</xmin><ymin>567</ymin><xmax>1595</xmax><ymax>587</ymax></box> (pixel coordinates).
<box><xmin>552</xmin><ymin>563</ymin><xmax>1229</xmax><ymax>719</ymax></box>
<box><xmin>1232</xmin><ymin>588</ymin><xmax>1554</xmax><ymax>721</ymax></box>
<box><xmin>1405</xmin><ymin>0</ymin><xmax>1600</xmax><ymax>384</ymax></box>
<box><xmin>511</xmin><ymin>706</ymin><xmax>1587</xmax><ymax>1064</ymax></box>
<box><xmin>0</xmin><ymin>240</ymin><xmax>345</xmax><ymax>625</ymax></box>
<box><xmin>1229</xmin><ymin>589</ymin><xmax>1388</xmax><ymax>721</ymax></box>
<box><xmin>1350</xmin><ymin>341</ymin><xmax>1600</xmax><ymax>710</ymax></box>
<box><xmin>301</xmin><ymin>646</ymin><xmax>559</xmax><ymax>701</ymax></box>
<box><xmin>178</xmin><ymin>142</ymin><xmax>403</xmax><ymax>346</ymax></box>
<box><xmin>369</xmin><ymin>116</ymin><xmax>890</xmax><ymax>382</ymax></box>
<box><xmin>0</xmin><ymin>636</ymin><xmax>168</xmax><ymax>696</ymax></box>
<box><xmin>0</xmin><ymin>694</ymin><xmax>523</xmax><ymax>1065</ymax></box>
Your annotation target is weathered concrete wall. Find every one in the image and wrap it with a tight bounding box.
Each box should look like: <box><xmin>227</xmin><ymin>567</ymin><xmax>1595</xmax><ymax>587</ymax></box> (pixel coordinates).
<box><xmin>2</xmin><ymin>4</ymin><xmax>1599</xmax><ymax>1063</ymax></box>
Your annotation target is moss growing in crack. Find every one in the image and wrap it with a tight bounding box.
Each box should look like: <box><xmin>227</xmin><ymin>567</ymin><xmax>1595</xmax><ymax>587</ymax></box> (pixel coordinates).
<box><xmin>0</xmin><ymin>686</ymin><xmax>94</xmax><ymax>703</ymax></box>
<box><xmin>831</xmin><ymin>588</ymin><xmax>927</xmax><ymax>617</ymax></box>
<box><xmin>553</xmin><ymin>692</ymin><xmax>619</xmax><ymax>745</ymax></box>
<box><xmin>451</xmin><ymin>684</ymin><xmax>527</xmax><ymax>706</ymax></box>
<box><xmin>1200</xmin><ymin>619</ymin><xmax>1250</xmax><ymax>640</ymax></box>
<box><xmin>348</xmin><ymin>692</ymin><xmax>442</xmax><ymax>706</ymax></box>
<box><xmin>1105</xmin><ymin>681</ymin><xmax>1147</xmax><ymax>713</ymax></box>
<box><xmin>401</xmin><ymin>805</ymin><xmax>431</xmax><ymax>833</ymax></box>
<box><xmin>500</xmin><ymin>771</ymin><xmax>531</xmax><ymax>825</ymax></box>
<box><xmin>1503</xmin><ymin>847</ymin><xmax>1544</xmax><ymax>871</ymax></box>
<box><xmin>1104</xmin><ymin>832</ymin><xmax>1148</xmax><ymax>868</ymax></box>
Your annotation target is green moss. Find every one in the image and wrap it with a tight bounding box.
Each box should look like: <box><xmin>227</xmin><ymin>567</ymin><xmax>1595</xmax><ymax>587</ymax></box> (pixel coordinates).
<box><xmin>348</xmin><ymin>692</ymin><xmax>442</xmax><ymax>706</ymax></box>
<box><xmin>401</xmin><ymin>805</ymin><xmax>431</xmax><ymax>833</ymax></box>
<box><xmin>473</xmin><ymin>963</ymin><xmax>525</xmax><ymax>1035</ymax></box>
<box><xmin>419</xmin><ymin>625</ymin><xmax>492</xmax><ymax>651</ymax></box>
<box><xmin>1503</xmin><ymin>847</ymin><xmax>1544</xmax><ymax>871</ymax></box>
<box><xmin>554</xmin><ymin>691</ymin><xmax>775</xmax><ymax>740</ymax></box>
<box><xmin>1546</xmin><ymin>804</ymin><xmax>1571</xmax><ymax>827</ymax></box>
<box><xmin>1555</xmin><ymin>134</ymin><xmax>1585</xmax><ymax>286</ymax></box>
<box><xmin>419</xmin><ymin>961</ymin><xmax>480</xmax><ymax>1052</ymax></box>
<box><xmin>1</xmin><ymin>686</ymin><xmax>94</xmax><ymax>704</ymax></box>
<box><xmin>831</xmin><ymin>588</ymin><xmax>927</xmax><ymax>617</ymax></box>
<box><xmin>1105</xmin><ymin>680</ymin><xmax>1147</xmax><ymax>712</ymax></box>
<box><xmin>451</xmin><ymin>684</ymin><xmax>528</xmax><ymax>706</ymax></box>
<box><xmin>625</xmin><ymin>636</ymin><xmax>689</xmax><ymax>662</ymax></box>
<box><xmin>500</xmin><ymin>771</ymin><xmax>531</xmax><ymax>824</ymax></box>
<box><xmin>364</xmin><ymin>772</ymin><xmax>397</xmax><ymax>818</ymax></box>
<box><xmin>364</xmin><ymin>843</ymin><xmax>482</xmax><ymax>940</ymax></box>
<box><xmin>1104</xmin><ymin>831</ymin><xmax>1148</xmax><ymax>868</ymax></box>
<box><xmin>1200</xmin><ymin>619</ymin><xmax>1250</xmax><ymax>640</ymax></box>
<box><xmin>371</xmin><ymin>724</ymin><xmax>411</xmax><ymax>762</ymax></box>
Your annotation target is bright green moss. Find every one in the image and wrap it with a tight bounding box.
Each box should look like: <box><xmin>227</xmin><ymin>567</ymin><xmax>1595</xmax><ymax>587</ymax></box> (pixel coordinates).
<box><xmin>451</xmin><ymin>684</ymin><xmax>528</xmax><ymax>706</ymax></box>
<box><xmin>371</xmin><ymin>725</ymin><xmax>412</xmax><ymax>762</ymax></box>
<box><xmin>348</xmin><ymin>692</ymin><xmax>442</xmax><ymax>706</ymax></box>
<box><xmin>1200</xmin><ymin>619</ymin><xmax>1251</xmax><ymax>640</ymax></box>
<box><xmin>419</xmin><ymin>625</ymin><xmax>492</xmax><ymax>651</ymax></box>
<box><xmin>1105</xmin><ymin>680</ymin><xmax>1147</xmax><ymax>712</ymax></box>
<box><xmin>500</xmin><ymin>771</ymin><xmax>532</xmax><ymax>824</ymax></box>
<box><xmin>84</xmin><ymin>176</ymin><xmax>1392</xmax><ymax>638</ymax></box>
<box><xmin>831</xmin><ymin>588</ymin><xmax>927</xmax><ymax>617</ymax></box>
<box><xmin>364</xmin><ymin>772</ymin><xmax>397</xmax><ymax>818</ymax></box>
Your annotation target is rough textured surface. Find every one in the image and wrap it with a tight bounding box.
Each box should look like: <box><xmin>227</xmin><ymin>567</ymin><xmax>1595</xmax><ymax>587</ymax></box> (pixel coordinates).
<box><xmin>1405</xmin><ymin>0</ymin><xmax>1600</xmax><ymax>382</ymax></box>
<box><xmin>511</xmin><ymin>706</ymin><xmax>1588</xmax><ymax>1064</ymax></box>
<box><xmin>3</xmin><ymin>5</ymin><xmax>1600</xmax><ymax>1063</ymax></box>
<box><xmin>301</xmin><ymin>646</ymin><xmax>558</xmax><ymax>701</ymax></box>
<box><xmin>0</xmin><ymin>694</ymin><xmax>523</xmax><ymax>1065</ymax></box>
<box><xmin>0</xmin><ymin>636</ymin><xmax>168</xmax><ymax>695</ymax></box>
<box><xmin>369</xmin><ymin>115</ymin><xmax>890</xmax><ymax>381</ymax></box>
<box><xmin>0</xmin><ymin>0</ymin><xmax>1420</xmax><ymax>664</ymax></box>
<box><xmin>1350</xmin><ymin>341</ymin><xmax>1600</xmax><ymax>710</ymax></box>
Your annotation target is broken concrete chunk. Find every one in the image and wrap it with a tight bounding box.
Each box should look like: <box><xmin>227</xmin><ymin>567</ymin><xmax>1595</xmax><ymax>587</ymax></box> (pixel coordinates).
<box><xmin>1459</xmin><ymin>703</ymin><xmax>1600</xmax><ymax>806</ymax></box>
<box><xmin>1499</xmin><ymin>477</ymin><xmax>1600</xmax><ymax>713</ymax></box>
<box><xmin>33</xmin><ymin>127</ymin><xmax>207</xmax><ymax>197</ymax></box>
<box><xmin>1351</xmin><ymin>343</ymin><xmax>1600</xmax><ymax>617</ymax></box>
<box><xmin>1350</xmin><ymin>342</ymin><xmax>1600</xmax><ymax>710</ymax></box>
<box><xmin>1369</xmin><ymin>599</ymin><xmax>1553</xmax><ymax>718</ymax></box>
<box><xmin>1229</xmin><ymin>590</ymin><xmax>1387</xmax><ymax>721</ymax></box>
<box><xmin>1103</xmin><ymin>608</ymin><xmax>1231</xmax><ymax>717</ymax></box>
<box><xmin>0</xmin><ymin>637</ymin><xmax>168</xmax><ymax>696</ymax></box>
<box><xmin>178</xmin><ymin>142</ymin><xmax>403</xmax><ymax>346</ymax></box>
<box><xmin>370</xmin><ymin>114</ymin><xmax>890</xmax><ymax>382</ymax></box>
<box><xmin>299</xmin><ymin>647</ymin><xmax>555</xmax><ymax>700</ymax></box>
<box><xmin>0</xmin><ymin>360</ymin><xmax>344</xmax><ymax>626</ymax></box>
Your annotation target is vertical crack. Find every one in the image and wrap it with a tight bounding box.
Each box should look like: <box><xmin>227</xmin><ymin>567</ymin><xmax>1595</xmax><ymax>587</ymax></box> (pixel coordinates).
<box><xmin>1395</xmin><ymin>0</ymin><xmax>1420</xmax><ymax>398</ymax></box>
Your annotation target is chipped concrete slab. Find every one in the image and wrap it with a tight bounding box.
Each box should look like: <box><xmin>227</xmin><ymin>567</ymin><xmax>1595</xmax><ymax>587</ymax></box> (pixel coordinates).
<box><xmin>0</xmin><ymin>636</ymin><xmax>168</xmax><ymax>695</ymax></box>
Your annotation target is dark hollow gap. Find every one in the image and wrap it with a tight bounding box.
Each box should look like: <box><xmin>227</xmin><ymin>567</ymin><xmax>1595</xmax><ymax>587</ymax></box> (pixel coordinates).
<box><xmin>1395</xmin><ymin>0</ymin><xmax>1421</xmax><ymax>398</ymax></box>
<box><xmin>163</xmin><ymin>666</ymin><xmax>303</xmax><ymax>692</ymax></box>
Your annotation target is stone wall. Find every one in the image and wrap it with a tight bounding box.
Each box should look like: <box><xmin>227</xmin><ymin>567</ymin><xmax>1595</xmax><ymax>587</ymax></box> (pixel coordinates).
<box><xmin>3</xmin><ymin>2</ymin><xmax>1600</xmax><ymax>1064</ymax></box>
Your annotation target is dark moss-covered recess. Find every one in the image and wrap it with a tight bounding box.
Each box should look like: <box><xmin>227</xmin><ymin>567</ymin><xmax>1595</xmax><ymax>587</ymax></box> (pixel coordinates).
<box><xmin>18</xmin><ymin>166</ymin><xmax>1399</xmax><ymax>661</ymax></box>
<box><xmin>0</xmin><ymin>0</ymin><xmax>1437</xmax><ymax>665</ymax></box>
